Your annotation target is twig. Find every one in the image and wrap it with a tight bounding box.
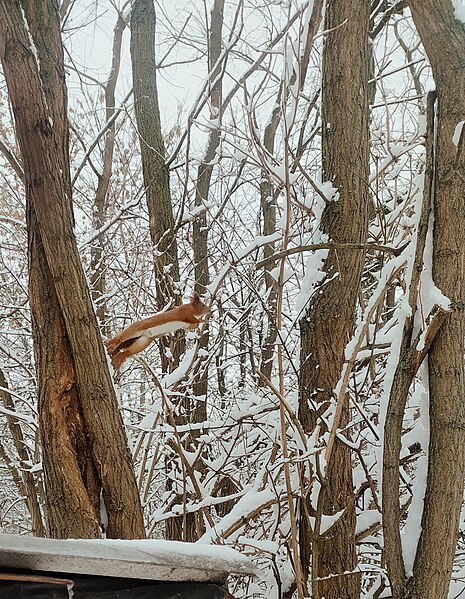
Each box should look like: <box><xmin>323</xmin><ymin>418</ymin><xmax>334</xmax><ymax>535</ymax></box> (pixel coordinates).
<box><xmin>255</xmin><ymin>241</ymin><xmax>408</xmax><ymax>269</ymax></box>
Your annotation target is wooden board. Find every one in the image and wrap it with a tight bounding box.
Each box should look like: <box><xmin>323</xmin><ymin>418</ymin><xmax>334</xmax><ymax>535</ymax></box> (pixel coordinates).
<box><xmin>0</xmin><ymin>533</ymin><xmax>258</xmax><ymax>583</ymax></box>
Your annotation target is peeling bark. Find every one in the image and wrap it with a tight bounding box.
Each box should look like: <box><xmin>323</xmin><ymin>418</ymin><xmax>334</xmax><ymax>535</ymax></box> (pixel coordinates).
<box><xmin>0</xmin><ymin>0</ymin><xmax>145</xmax><ymax>539</ymax></box>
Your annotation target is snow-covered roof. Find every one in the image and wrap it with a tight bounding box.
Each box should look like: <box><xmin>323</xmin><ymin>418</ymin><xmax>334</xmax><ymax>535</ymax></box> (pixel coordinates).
<box><xmin>0</xmin><ymin>533</ymin><xmax>258</xmax><ymax>584</ymax></box>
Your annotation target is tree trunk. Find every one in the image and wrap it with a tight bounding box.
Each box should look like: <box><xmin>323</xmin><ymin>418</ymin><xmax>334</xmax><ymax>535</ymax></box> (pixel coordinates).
<box><xmin>130</xmin><ymin>0</ymin><xmax>191</xmax><ymax>541</ymax></box>
<box><xmin>130</xmin><ymin>0</ymin><xmax>184</xmax><ymax>372</ymax></box>
<box><xmin>402</xmin><ymin>2</ymin><xmax>465</xmax><ymax>597</ymax></box>
<box><xmin>191</xmin><ymin>0</ymin><xmax>224</xmax><ymax>416</ymax></box>
<box><xmin>382</xmin><ymin>91</ymin><xmax>436</xmax><ymax>599</ymax></box>
<box><xmin>165</xmin><ymin>0</ymin><xmax>225</xmax><ymax>542</ymax></box>
<box><xmin>90</xmin><ymin>13</ymin><xmax>127</xmax><ymax>334</ymax></box>
<box><xmin>257</xmin><ymin>110</ymin><xmax>280</xmax><ymax>386</ymax></box>
<box><xmin>298</xmin><ymin>0</ymin><xmax>371</xmax><ymax>596</ymax></box>
<box><xmin>0</xmin><ymin>0</ymin><xmax>145</xmax><ymax>540</ymax></box>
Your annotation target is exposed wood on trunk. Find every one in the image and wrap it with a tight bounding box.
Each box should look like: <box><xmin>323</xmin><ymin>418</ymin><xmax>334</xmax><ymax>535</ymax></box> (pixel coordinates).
<box><xmin>298</xmin><ymin>0</ymin><xmax>371</xmax><ymax>596</ymax></box>
<box><xmin>0</xmin><ymin>0</ymin><xmax>145</xmax><ymax>539</ymax></box>
<box><xmin>30</xmin><ymin>231</ymin><xmax>102</xmax><ymax>537</ymax></box>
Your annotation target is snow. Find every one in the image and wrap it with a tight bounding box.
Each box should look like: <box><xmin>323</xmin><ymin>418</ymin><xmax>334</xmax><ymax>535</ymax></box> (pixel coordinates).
<box><xmin>319</xmin><ymin>509</ymin><xmax>345</xmax><ymax>534</ymax></box>
<box><xmin>163</xmin><ymin>348</ymin><xmax>195</xmax><ymax>388</ymax></box>
<box><xmin>0</xmin><ymin>403</ymin><xmax>36</xmax><ymax>427</ymax></box>
<box><xmin>199</xmin><ymin>488</ymin><xmax>275</xmax><ymax>544</ymax></box>
<box><xmin>235</xmin><ymin>233</ymin><xmax>281</xmax><ymax>260</ymax></box>
<box><xmin>182</xmin><ymin>204</ymin><xmax>208</xmax><ymax>221</ymax></box>
<box><xmin>356</xmin><ymin>510</ymin><xmax>380</xmax><ymax>535</ymax></box>
<box><xmin>294</xmin><ymin>185</ymin><xmax>330</xmax><ymax>315</ymax></box>
<box><xmin>99</xmin><ymin>490</ymin><xmax>108</xmax><ymax>535</ymax></box>
<box><xmin>389</xmin><ymin>144</ymin><xmax>406</xmax><ymax>157</ymax></box>
<box><xmin>345</xmin><ymin>252</ymin><xmax>411</xmax><ymax>361</ymax></box>
<box><xmin>0</xmin><ymin>533</ymin><xmax>257</xmax><ymax>582</ymax></box>
<box><xmin>269</xmin><ymin>265</ymin><xmax>293</xmax><ymax>283</ymax></box>
<box><xmin>413</xmin><ymin>213</ymin><xmax>451</xmax><ymax>340</ymax></box>
<box><xmin>453</xmin><ymin>120</ymin><xmax>465</xmax><ymax>146</ymax></box>
<box><xmin>29</xmin><ymin>461</ymin><xmax>42</xmax><ymax>473</ymax></box>
<box><xmin>237</xmin><ymin>536</ymin><xmax>279</xmax><ymax>554</ymax></box>
<box><xmin>418</xmin><ymin>114</ymin><xmax>427</xmax><ymax>136</ymax></box>
<box><xmin>19</xmin><ymin>4</ymin><xmax>39</xmax><ymax>66</ymax></box>
<box><xmin>315</xmin><ymin>180</ymin><xmax>338</xmax><ymax>202</ymax></box>
<box><xmin>3</xmin><ymin>1</ymin><xmax>463</xmax><ymax>594</ymax></box>
<box><xmin>453</xmin><ymin>0</ymin><xmax>465</xmax><ymax>24</ymax></box>
<box><xmin>206</xmin><ymin>232</ymin><xmax>282</xmax><ymax>296</ymax></box>
<box><xmin>401</xmin><ymin>368</ymin><xmax>429</xmax><ymax>576</ymax></box>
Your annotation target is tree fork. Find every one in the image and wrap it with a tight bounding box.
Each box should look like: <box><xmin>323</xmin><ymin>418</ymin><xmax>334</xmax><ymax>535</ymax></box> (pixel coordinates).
<box><xmin>0</xmin><ymin>0</ymin><xmax>145</xmax><ymax>539</ymax></box>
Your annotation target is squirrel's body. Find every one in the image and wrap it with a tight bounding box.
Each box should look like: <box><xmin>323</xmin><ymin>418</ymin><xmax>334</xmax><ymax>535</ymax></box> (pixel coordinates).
<box><xmin>106</xmin><ymin>292</ymin><xmax>209</xmax><ymax>370</ymax></box>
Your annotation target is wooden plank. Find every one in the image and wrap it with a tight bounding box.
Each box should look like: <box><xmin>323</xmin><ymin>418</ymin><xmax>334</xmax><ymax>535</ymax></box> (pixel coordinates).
<box><xmin>0</xmin><ymin>534</ymin><xmax>257</xmax><ymax>583</ymax></box>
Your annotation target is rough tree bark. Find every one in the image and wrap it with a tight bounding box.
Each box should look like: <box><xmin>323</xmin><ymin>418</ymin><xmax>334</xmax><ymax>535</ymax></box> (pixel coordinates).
<box><xmin>0</xmin><ymin>0</ymin><xmax>145</xmax><ymax>539</ymax></box>
<box><xmin>130</xmin><ymin>0</ymin><xmax>193</xmax><ymax>542</ymax></box>
<box><xmin>381</xmin><ymin>92</ymin><xmax>448</xmax><ymax>598</ymax></box>
<box><xmin>298</xmin><ymin>0</ymin><xmax>371</xmax><ymax>596</ymax></box>
<box><xmin>191</xmin><ymin>0</ymin><xmax>224</xmax><ymax>420</ymax></box>
<box><xmin>130</xmin><ymin>0</ymin><xmax>184</xmax><ymax>372</ymax></box>
<box><xmin>398</xmin><ymin>2</ymin><xmax>465</xmax><ymax>598</ymax></box>
<box><xmin>90</xmin><ymin>12</ymin><xmax>128</xmax><ymax>334</ymax></box>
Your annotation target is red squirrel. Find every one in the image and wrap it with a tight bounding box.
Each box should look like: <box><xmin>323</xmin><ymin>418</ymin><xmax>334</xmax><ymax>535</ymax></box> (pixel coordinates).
<box><xmin>106</xmin><ymin>292</ymin><xmax>209</xmax><ymax>370</ymax></box>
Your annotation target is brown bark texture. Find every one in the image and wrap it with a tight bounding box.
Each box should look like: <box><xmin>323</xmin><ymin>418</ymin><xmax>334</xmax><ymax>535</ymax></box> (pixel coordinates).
<box><xmin>166</xmin><ymin>0</ymin><xmax>225</xmax><ymax>542</ymax></box>
<box><xmin>382</xmin><ymin>91</ymin><xmax>438</xmax><ymax>598</ymax></box>
<box><xmin>298</xmin><ymin>0</ymin><xmax>371</xmax><ymax>596</ymax></box>
<box><xmin>90</xmin><ymin>13</ymin><xmax>127</xmax><ymax>333</ymax></box>
<box><xmin>0</xmin><ymin>0</ymin><xmax>145</xmax><ymax>539</ymax></box>
<box><xmin>257</xmin><ymin>104</ymin><xmax>280</xmax><ymax>386</ymax></box>
<box><xmin>402</xmin><ymin>2</ymin><xmax>465</xmax><ymax>598</ymax></box>
<box><xmin>130</xmin><ymin>0</ymin><xmax>194</xmax><ymax>542</ymax></box>
<box><xmin>130</xmin><ymin>0</ymin><xmax>184</xmax><ymax>372</ymax></box>
<box><xmin>191</xmin><ymin>0</ymin><xmax>224</xmax><ymax>412</ymax></box>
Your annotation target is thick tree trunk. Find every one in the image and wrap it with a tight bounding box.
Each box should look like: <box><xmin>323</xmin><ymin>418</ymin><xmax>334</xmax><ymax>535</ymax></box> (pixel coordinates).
<box><xmin>29</xmin><ymin>205</ymin><xmax>102</xmax><ymax>538</ymax></box>
<box><xmin>130</xmin><ymin>0</ymin><xmax>184</xmax><ymax>372</ymax></box>
<box><xmin>130</xmin><ymin>0</ymin><xmax>190</xmax><ymax>541</ymax></box>
<box><xmin>402</xmin><ymin>2</ymin><xmax>465</xmax><ymax>597</ymax></box>
<box><xmin>298</xmin><ymin>0</ymin><xmax>371</xmax><ymax>596</ymax></box>
<box><xmin>0</xmin><ymin>0</ymin><xmax>145</xmax><ymax>539</ymax></box>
